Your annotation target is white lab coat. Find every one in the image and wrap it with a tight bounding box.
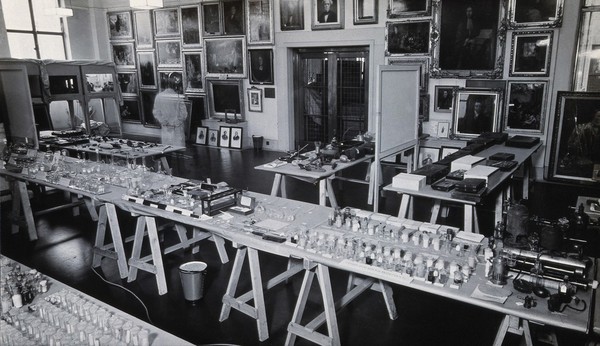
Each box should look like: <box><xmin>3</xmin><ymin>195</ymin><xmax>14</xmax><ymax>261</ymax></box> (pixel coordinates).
<box><xmin>152</xmin><ymin>89</ymin><xmax>188</xmax><ymax>147</ymax></box>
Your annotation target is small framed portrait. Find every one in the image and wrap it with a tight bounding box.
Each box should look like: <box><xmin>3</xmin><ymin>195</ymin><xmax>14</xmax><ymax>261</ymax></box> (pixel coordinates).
<box><xmin>452</xmin><ymin>88</ymin><xmax>502</xmax><ymax>138</ymax></box>
<box><xmin>195</xmin><ymin>126</ymin><xmax>208</xmax><ymax>145</ymax></box>
<box><xmin>249</xmin><ymin>49</ymin><xmax>274</xmax><ymax>85</ymax></box>
<box><xmin>223</xmin><ymin>0</ymin><xmax>245</xmax><ymax>35</ymax></box>
<box><xmin>440</xmin><ymin>145</ymin><xmax>459</xmax><ymax>159</ymax></box>
<box><xmin>158</xmin><ymin>71</ymin><xmax>184</xmax><ymax>94</ymax></box>
<box><xmin>140</xmin><ymin>90</ymin><xmax>160</xmax><ymax>127</ymax></box>
<box><xmin>230</xmin><ymin>126</ymin><xmax>243</xmax><ymax>149</ymax></box>
<box><xmin>508</xmin><ymin>0</ymin><xmax>564</xmax><ymax>28</ymax></box>
<box><xmin>183</xmin><ymin>52</ymin><xmax>203</xmax><ymax>94</ymax></box>
<box><xmin>437</xmin><ymin>122</ymin><xmax>451</xmax><ymax>138</ymax></box>
<box><xmin>137</xmin><ymin>51</ymin><xmax>157</xmax><ymax>89</ymax></box>
<box><xmin>181</xmin><ymin>6</ymin><xmax>201</xmax><ymax>48</ymax></box>
<box><xmin>108</xmin><ymin>11</ymin><xmax>133</xmax><ymax>40</ymax></box>
<box><xmin>548</xmin><ymin>92</ymin><xmax>600</xmax><ymax>184</ymax></box>
<box><xmin>354</xmin><ymin>0</ymin><xmax>378</xmax><ymax>25</ymax></box>
<box><xmin>207</xmin><ymin>79</ymin><xmax>244</xmax><ymax>120</ymax></box>
<box><xmin>510</xmin><ymin>30</ymin><xmax>553</xmax><ymax>77</ymax></box>
<box><xmin>434</xmin><ymin>85</ymin><xmax>456</xmax><ymax>112</ymax></box>
<box><xmin>204</xmin><ymin>37</ymin><xmax>246</xmax><ymax>78</ymax></box>
<box><xmin>133</xmin><ymin>11</ymin><xmax>153</xmax><ymax>49</ymax></box>
<box><xmin>111</xmin><ymin>43</ymin><xmax>135</xmax><ymax>68</ymax></box>
<box><xmin>208</xmin><ymin>129</ymin><xmax>219</xmax><ymax>146</ymax></box>
<box><xmin>281</xmin><ymin>0</ymin><xmax>304</xmax><ymax>31</ymax></box>
<box><xmin>248</xmin><ymin>87</ymin><xmax>263</xmax><ymax>112</ymax></box>
<box><xmin>387</xmin><ymin>57</ymin><xmax>429</xmax><ymax>93</ymax></box>
<box><xmin>120</xmin><ymin>98</ymin><xmax>141</xmax><ymax>123</ymax></box>
<box><xmin>202</xmin><ymin>2</ymin><xmax>222</xmax><ymax>36</ymax></box>
<box><xmin>312</xmin><ymin>0</ymin><xmax>344</xmax><ymax>30</ymax></box>
<box><xmin>154</xmin><ymin>8</ymin><xmax>180</xmax><ymax>38</ymax></box>
<box><xmin>219</xmin><ymin>126</ymin><xmax>231</xmax><ymax>148</ymax></box>
<box><xmin>505</xmin><ymin>81</ymin><xmax>547</xmax><ymax>133</ymax></box>
<box><xmin>156</xmin><ymin>40</ymin><xmax>181</xmax><ymax>68</ymax></box>
<box><xmin>117</xmin><ymin>72</ymin><xmax>138</xmax><ymax>96</ymax></box>
<box><xmin>385</xmin><ymin>20</ymin><xmax>430</xmax><ymax>55</ymax></box>
<box><xmin>247</xmin><ymin>0</ymin><xmax>274</xmax><ymax>45</ymax></box>
<box><xmin>388</xmin><ymin>0</ymin><xmax>431</xmax><ymax>18</ymax></box>
<box><xmin>419</xmin><ymin>94</ymin><xmax>430</xmax><ymax>121</ymax></box>
<box><xmin>418</xmin><ymin>146</ymin><xmax>440</xmax><ymax>168</ymax></box>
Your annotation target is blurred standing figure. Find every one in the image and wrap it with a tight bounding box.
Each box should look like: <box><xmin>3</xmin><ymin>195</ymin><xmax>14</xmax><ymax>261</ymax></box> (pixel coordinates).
<box><xmin>153</xmin><ymin>73</ymin><xmax>188</xmax><ymax>147</ymax></box>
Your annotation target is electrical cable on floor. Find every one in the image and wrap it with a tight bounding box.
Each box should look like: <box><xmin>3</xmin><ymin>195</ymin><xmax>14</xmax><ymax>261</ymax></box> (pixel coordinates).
<box><xmin>90</xmin><ymin>266</ymin><xmax>154</xmax><ymax>325</ymax></box>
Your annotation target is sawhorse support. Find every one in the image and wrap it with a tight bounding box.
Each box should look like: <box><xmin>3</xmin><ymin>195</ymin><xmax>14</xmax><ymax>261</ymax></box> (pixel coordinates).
<box><xmin>92</xmin><ymin>203</ymin><xmax>129</xmax><ymax>279</ymax></box>
<box><xmin>493</xmin><ymin>315</ymin><xmax>558</xmax><ymax>346</ymax></box>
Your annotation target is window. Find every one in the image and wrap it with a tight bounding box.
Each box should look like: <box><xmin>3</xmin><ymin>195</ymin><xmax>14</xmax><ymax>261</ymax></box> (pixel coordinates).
<box><xmin>573</xmin><ymin>1</ymin><xmax>600</xmax><ymax>91</ymax></box>
<box><xmin>3</xmin><ymin>0</ymin><xmax>68</xmax><ymax>59</ymax></box>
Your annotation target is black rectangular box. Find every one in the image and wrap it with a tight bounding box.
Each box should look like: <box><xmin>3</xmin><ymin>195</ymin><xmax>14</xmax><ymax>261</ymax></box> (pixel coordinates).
<box><xmin>505</xmin><ymin>135</ymin><xmax>540</xmax><ymax>148</ymax></box>
<box><xmin>411</xmin><ymin>164</ymin><xmax>450</xmax><ymax>185</ymax></box>
<box><xmin>489</xmin><ymin>152</ymin><xmax>515</xmax><ymax>161</ymax></box>
<box><xmin>454</xmin><ymin>178</ymin><xmax>487</xmax><ymax>193</ymax></box>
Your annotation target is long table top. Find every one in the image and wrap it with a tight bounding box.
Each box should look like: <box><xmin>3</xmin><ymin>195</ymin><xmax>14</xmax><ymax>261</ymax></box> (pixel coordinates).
<box><xmin>255</xmin><ymin>154</ymin><xmax>373</xmax><ymax>182</ymax></box>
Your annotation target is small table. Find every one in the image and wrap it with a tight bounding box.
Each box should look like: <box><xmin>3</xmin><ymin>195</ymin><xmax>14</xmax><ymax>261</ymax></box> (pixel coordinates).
<box><xmin>255</xmin><ymin>155</ymin><xmax>373</xmax><ymax>208</ymax></box>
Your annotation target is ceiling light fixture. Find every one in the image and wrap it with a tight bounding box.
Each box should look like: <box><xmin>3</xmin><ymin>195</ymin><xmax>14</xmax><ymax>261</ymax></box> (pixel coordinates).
<box><xmin>130</xmin><ymin>0</ymin><xmax>164</xmax><ymax>9</ymax></box>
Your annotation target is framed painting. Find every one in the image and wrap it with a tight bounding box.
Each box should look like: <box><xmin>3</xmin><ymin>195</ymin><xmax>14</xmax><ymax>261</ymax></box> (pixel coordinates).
<box><xmin>508</xmin><ymin>0</ymin><xmax>563</xmax><ymax>28</ymax></box>
<box><xmin>418</xmin><ymin>146</ymin><xmax>440</xmax><ymax>168</ymax></box>
<box><xmin>419</xmin><ymin>94</ymin><xmax>430</xmax><ymax>121</ymax></box>
<box><xmin>388</xmin><ymin>57</ymin><xmax>429</xmax><ymax>92</ymax></box>
<box><xmin>207</xmin><ymin>79</ymin><xmax>244</xmax><ymax>120</ymax></box>
<box><xmin>108</xmin><ymin>11</ymin><xmax>133</xmax><ymax>40</ymax></box>
<box><xmin>204</xmin><ymin>37</ymin><xmax>246</xmax><ymax>78</ymax></box>
<box><xmin>440</xmin><ymin>145</ymin><xmax>459</xmax><ymax>158</ymax></box>
<box><xmin>196</xmin><ymin>126</ymin><xmax>208</xmax><ymax>145</ymax></box>
<box><xmin>434</xmin><ymin>85</ymin><xmax>457</xmax><ymax>112</ymax></box>
<box><xmin>281</xmin><ymin>0</ymin><xmax>304</xmax><ymax>31</ymax></box>
<box><xmin>120</xmin><ymin>98</ymin><xmax>141</xmax><ymax>123</ymax></box>
<box><xmin>158</xmin><ymin>71</ymin><xmax>184</xmax><ymax>94</ymax></box>
<box><xmin>111</xmin><ymin>43</ymin><xmax>135</xmax><ymax>68</ymax></box>
<box><xmin>509</xmin><ymin>30</ymin><xmax>553</xmax><ymax>77</ymax></box>
<box><xmin>85</xmin><ymin>74</ymin><xmax>114</xmax><ymax>93</ymax></box>
<box><xmin>140</xmin><ymin>90</ymin><xmax>160</xmax><ymax>128</ymax></box>
<box><xmin>437</xmin><ymin>122</ymin><xmax>451</xmax><ymax>138</ymax></box>
<box><xmin>219</xmin><ymin>126</ymin><xmax>231</xmax><ymax>148</ymax></box>
<box><xmin>388</xmin><ymin>0</ymin><xmax>431</xmax><ymax>18</ymax></box>
<box><xmin>156</xmin><ymin>40</ymin><xmax>182</xmax><ymax>68</ymax></box>
<box><xmin>385</xmin><ymin>20</ymin><xmax>430</xmax><ymax>56</ymax></box>
<box><xmin>137</xmin><ymin>51</ymin><xmax>157</xmax><ymax>89</ymax></box>
<box><xmin>432</xmin><ymin>0</ymin><xmax>507</xmax><ymax>79</ymax></box>
<box><xmin>187</xmin><ymin>96</ymin><xmax>207</xmax><ymax>140</ymax></box>
<box><xmin>249</xmin><ymin>49</ymin><xmax>274</xmax><ymax>85</ymax></box>
<box><xmin>573</xmin><ymin>8</ymin><xmax>600</xmax><ymax>92</ymax></box>
<box><xmin>133</xmin><ymin>11</ymin><xmax>153</xmax><ymax>49</ymax></box>
<box><xmin>183</xmin><ymin>52</ymin><xmax>203</xmax><ymax>94</ymax></box>
<box><xmin>181</xmin><ymin>6</ymin><xmax>201</xmax><ymax>48</ymax></box>
<box><xmin>223</xmin><ymin>0</ymin><xmax>245</xmax><ymax>35</ymax></box>
<box><xmin>452</xmin><ymin>88</ymin><xmax>502</xmax><ymax>138</ymax></box>
<box><xmin>208</xmin><ymin>129</ymin><xmax>219</xmax><ymax>146</ymax></box>
<box><xmin>354</xmin><ymin>0</ymin><xmax>378</xmax><ymax>25</ymax></box>
<box><xmin>248</xmin><ymin>87</ymin><xmax>263</xmax><ymax>112</ymax></box>
<box><xmin>202</xmin><ymin>2</ymin><xmax>222</xmax><ymax>36</ymax></box>
<box><xmin>247</xmin><ymin>0</ymin><xmax>274</xmax><ymax>45</ymax></box>
<box><xmin>312</xmin><ymin>0</ymin><xmax>344</xmax><ymax>30</ymax></box>
<box><xmin>154</xmin><ymin>8</ymin><xmax>180</xmax><ymax>38</ymax></box>
<box><xmin>505</xmin><ymin>81</ymin><xmax>547</xmax><ymax>133</ymax></box>
<box><xmin>117</xmin><ymin>72</ymin><xmax>138</xmax><ymax>96</ymax></box>
<box><xmin>230</xmin><ymin>126</ymin><xmax>243</xmax><ymax>149</ymax></box>
<box><xmin>548</xmin><ymin>92</ymin><xmax>600</xmax><ymax>184</ymax></box>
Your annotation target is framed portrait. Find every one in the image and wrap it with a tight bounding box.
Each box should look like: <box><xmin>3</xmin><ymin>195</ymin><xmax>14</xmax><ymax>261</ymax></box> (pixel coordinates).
<box><xmin>434</xmin><ymin>85</ymin><xmax>457</xmax><ymax>112</ymax></box>
<box><xmin>219</xmin><ymin>126</ymin><xmax>231</xmax><ymax>148</ymax></box>
<box><xmin>108</xmin><ymin>11</ymin><xmax>133</xmax><ymax>40</ymax></box>
<box><xmin>120</xmin><ymin>98</ymin><xmax>141</xmax><ymax>123</ymax></box>
<box><xmin>509</xmin><ymin>30</ymin><xmax>553</xmax><ymax>77</ymax></box>
<box><xmin>440</xmin><ymin>145</ymin><xmax>459</xmax><ymax>158</ymax></box>
<box><xmin>248</xmin><ymin>87</ymin><xmax>263</xmax><ymax>112</ymax></box>
<box><xmin>140</xmin><ymin>90</ymin><xmax>160</xmax><ymax>128</ymax></box>
<box><xmin>156</xmin><ymin>40</ymin><xmax>182</xmax><ymax>68</ymax></box>
<box><xmin>505</xmin><ymin>81</ymin><xmax>547</xmax><ymax>133</ymax></box>
<box><xmin>249</xmin><ymin>49</ymin><xmax>274</xmax><ymax>85</ymax></box>
<box><xmin>207</xmin><ymin>79</ymin><xmax>244</xmax><ymax>120</ymax></box>
<box><xmin>438</xmin><ymin>122</ymin><xmax>451</xmax><ymax>138</ymax></box>
<box><xmin>419</xmin><ymin>94</ymin><xmax>430</xmax><ymax>121</ymax></box>
<box><xmin>181</xmin><ymin>6</ymin><xmax>201</xmax><ymax>48</ymax></box>
<box><xmin>230</xmin><ymin>126</ymin><xmax>243</xmax><ymax>149</ymax></box>
<box><xmin>117</xmin><ymin>72</ymin><xmax>138</xmax><ymax>96</ymax></box>
<box><xmin>247</xmin><ymin>0</ymin><xmax>274</xmax><ymax>45</ymax></box>
<box><xmin>204</xmin><ymin>37</ymin><xmax>246</xmax><ymax>78</ymax></box>
<box><xmin>195</xmin><ymin>126</ymin><xmax>208</xmax><ymax>145</ymax></box>
<box><xmin>158</xmin><ymin>71</ymin><xmax>184</xmax><ymax>94</ymax></box>
<box><xmin>154</xmin><ymin>8</ymin><xmax>180</xmax><ymax>38</ymax></box>
<box><xmin>388</xmin><ymin>0</ymin><xmax>431</xmax><ymax>18</ymax></box>
<box><xmin>388</xmin><ymin>57</ymin><xmax>429</xmax><ymax>92</ymax></box>
<box><xmin>508</xmin><ymin>0</ymin><xmax>563</xmax><ymax>28</ymax></box>
<box><xmin>208</xmin><ymin>129</ymin><xmax>219</xmax><ymax>146</ymax></box>
<box><xmin>418</xmin><ymin>146</ymin><xmax>440</xmax><ymax>168</ymax></box>
<box><xmin>385</xmin><ymin>20</ymin><xmax>430</xmax><ymax>55</ymax></box>
<box><xmin>183</xmin><ymin>52</ymin><xmax>203</xmax><ymax>94</ymax></box>
<box><xmin>137</xmin><ymin>51</ymin><xmax>157</xmax><ymax>89</ymax></box>
<box><xmin>111</xmin><ymin>43</ymin><xmax>135</xmax><ymax>68</ymax></box>
<box><xmin>281</xmin><ymin>0</ymin><xmax>304</xmax><ymax>31</ymax></box>
<box><xmin>354</xmin><ymin>0</ymin><xmax>378</xmax><ymax>25</ymax></box>
<box><xmin>133</xmin><ymin>11</ymin><xmax>153</xmax><ymax>49</ymax></box>
<box><xmin>432</xmin><ymin>0</ymin><xmax>507</xmax><ymax>79</ymax></box>
<box><xmin>548</xmin><ymin>92</ymin><xmax>600</xmax><ymax>184</ymax></box>
<box><xmin>223</xmin><ymin>0</ymin><xmax>245</xmax><ymax>35</ymax></box>
<box><xmin>202</xmin><ymin>2</ymin><xmax>222</xmax><ymax>36</ymax></box>
<box><xmin>452</xmin><ymin>88</ymin><xmax>502</xmax><ymax>138</ymax></box>
<box><xmin>312</xmin><ymin>0</ymin><xmax>344</xmax><ymax>30</ymax></box>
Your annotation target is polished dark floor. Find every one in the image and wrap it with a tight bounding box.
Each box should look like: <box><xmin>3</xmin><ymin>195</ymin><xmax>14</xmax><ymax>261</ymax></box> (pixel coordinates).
<box><xmin>1</xmin><ymin>145</ymin><xmax>598</xmax><ymax>345</ymax></box>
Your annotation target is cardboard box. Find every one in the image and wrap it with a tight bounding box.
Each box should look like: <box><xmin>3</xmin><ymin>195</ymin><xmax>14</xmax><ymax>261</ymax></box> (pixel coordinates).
<box><xmin>392</xmin><ymin>173</ymin><xmax>426</xmax><ymax>191</ymax></box>
<box><xmin>451</xmin><ymin>155</ymin><xmax>485</xmax><ymax>171</ymax></box>
<box><xmin>464</xmin><ymin>165</ymin><xmax>501</xmax><ymax>187</ymax></box>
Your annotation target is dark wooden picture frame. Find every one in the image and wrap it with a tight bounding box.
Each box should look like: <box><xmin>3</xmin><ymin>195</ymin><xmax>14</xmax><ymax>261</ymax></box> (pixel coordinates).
<box><xmin>508</xmin><ymin>0</ymin><xmax>563</xmax><ymax>28</ymax></box>
<box><xmin>312</xmin><ymin>0</ymin><xmax>344</xmax><ymax>30</ymax></box>
<box><xmin>202</xmin><ymin>2</ymin><xmax>222</xmax><ymax>36</ymax></box>
<box><xmin>440</xmin><ymin>145</ymin><xmax>460</xmax><ymax>158</ymax></box>
<box><xmin>204</xmin><ymin>37</ymin><xmax>246</xmax><ymax>78</ymax></box>
<box><xmin>208</xmin><ymin>129</ymin><xmax>219</xmax><ymax>146</ymax></box>
<box><xmin>154</xmin><ymin>8</ymin><xmax>180</xmax><ymax>38</ymax></box>
<box><xmin>505</xmin><ymin>81</ymin><xmax>547</xmax><ymax>133</ymax></box>
<box><xmin>230</xmin><ymin>126</ymin><xmax>243</xmax><ymax>149</ymax></box>
<box><xmin>223</xmin><ymin>0</ymin><xmax>245</xmax><ymax>35</ymax></box>
<box><xmin>120</xmin><ymin>98</ymin><xmax>141</xmax><ymax>123</ymax></box>
<box><xmin>117</xmin><ymin>72</ymin><xmax>138</xmax><ymax>96</ymax></box>
<box><xmin>387</xmin><ymin>0</ymin><xmax>431</xmax><ymax>18</ymax></box>
<box><xmin>419</xmin><ymin>94</ymin><xmax>430</xmax><ymax>121</ymax></box>
<box><xmin>219</xmin><ymin>126</ymin><xmax>231</xmax><ymax>148</ymax></box>
<box><xmin>386</xmin><ymin>20</ymin><xmax>431</xmax><ymax>56</ymax></box>
<box><xmin>196</xmin><ymin>126</ymin><xmax>208</xmax><ymax>145</ymax></box>
<box><xmin>509</xmin><ymin>30</ymin><xmax>553</xmax><ymax>77</ymax></box>
<box><xmin>434</xmin><ymin>85</ymin><xmax>456</xmax><ymax>112</ymax></box>
<box><xmin>138</xmin><ymin>51</ymin><xmax>157</xmax><ymax>89</ymax></box>
<box><xmin>452</xmin><ymin>88</ymin><xmax>502</xmax><ymax>138</ymax></box>
<box><xmin>281</xmin><ymin>0</ymin><xmax>304</xmax><ymax>31</ymax></box>
<box><xmin>133</xmin><ymin>11</ymin><xmax>153</xmax><ymax>49</ymax></box>
<box><xmin>156</xmin><ymin>40</ymin><xmax>182</xmax><ymax>68</ymax></box>
<box><xmin>181</xmin><ymin>5</ymin><xmax>202</xmax><ymax>48</ymax></box>
<box><xmin>207</xmin><ymin>79</ymin><xmax>244</xmax><ymax>120</ymax></box>
<box><xmin>418</xmin><ymin>146</ymin><xmax>440</xmax><ymax>168</ymax></box>
<box><xmin>108</xmin><ymin>11</ymin><xmax>133</xmax><ymax>40</ymax></box>
<box><xmin>247</xmin><ymin>0</ymin><xmax>274</xmax><ymax>44</ymax></box>
<box><xmin>183</xmin><ymin>51</ymin><xmax>203</xmax><ymax>94</ymax></box>
<box><xmin>354</xmin><ymin>0</ymin><xmax>378</xmax><ymax>25</ymax></box>
<box><xmin>249</xmin><ymin>49</ymin><xmax>274</xmax><ymax>85</ymax></box>
<box><xmin>140</xmin><ymin>90</ymin><xmax>160</xmax><ymax>128</ymax></box>
<box><xmin>111</xmin><ymin>43</ymin><xmax>135</xmax><ymax>68</ymax></box>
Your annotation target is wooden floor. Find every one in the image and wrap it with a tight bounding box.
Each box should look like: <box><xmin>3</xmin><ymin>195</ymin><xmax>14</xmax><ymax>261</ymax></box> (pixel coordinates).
<box><xmin>1</xmin><ymin>145</ymin><xmax>598</xmax><ymax>345</ymax></box>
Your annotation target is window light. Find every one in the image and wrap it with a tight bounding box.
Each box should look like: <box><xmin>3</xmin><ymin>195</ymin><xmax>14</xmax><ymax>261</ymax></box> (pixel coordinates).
<box><xmin>130</xmin><ymin>0</ymin><xmax>164</xmax><ymax>9</ymax></box>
